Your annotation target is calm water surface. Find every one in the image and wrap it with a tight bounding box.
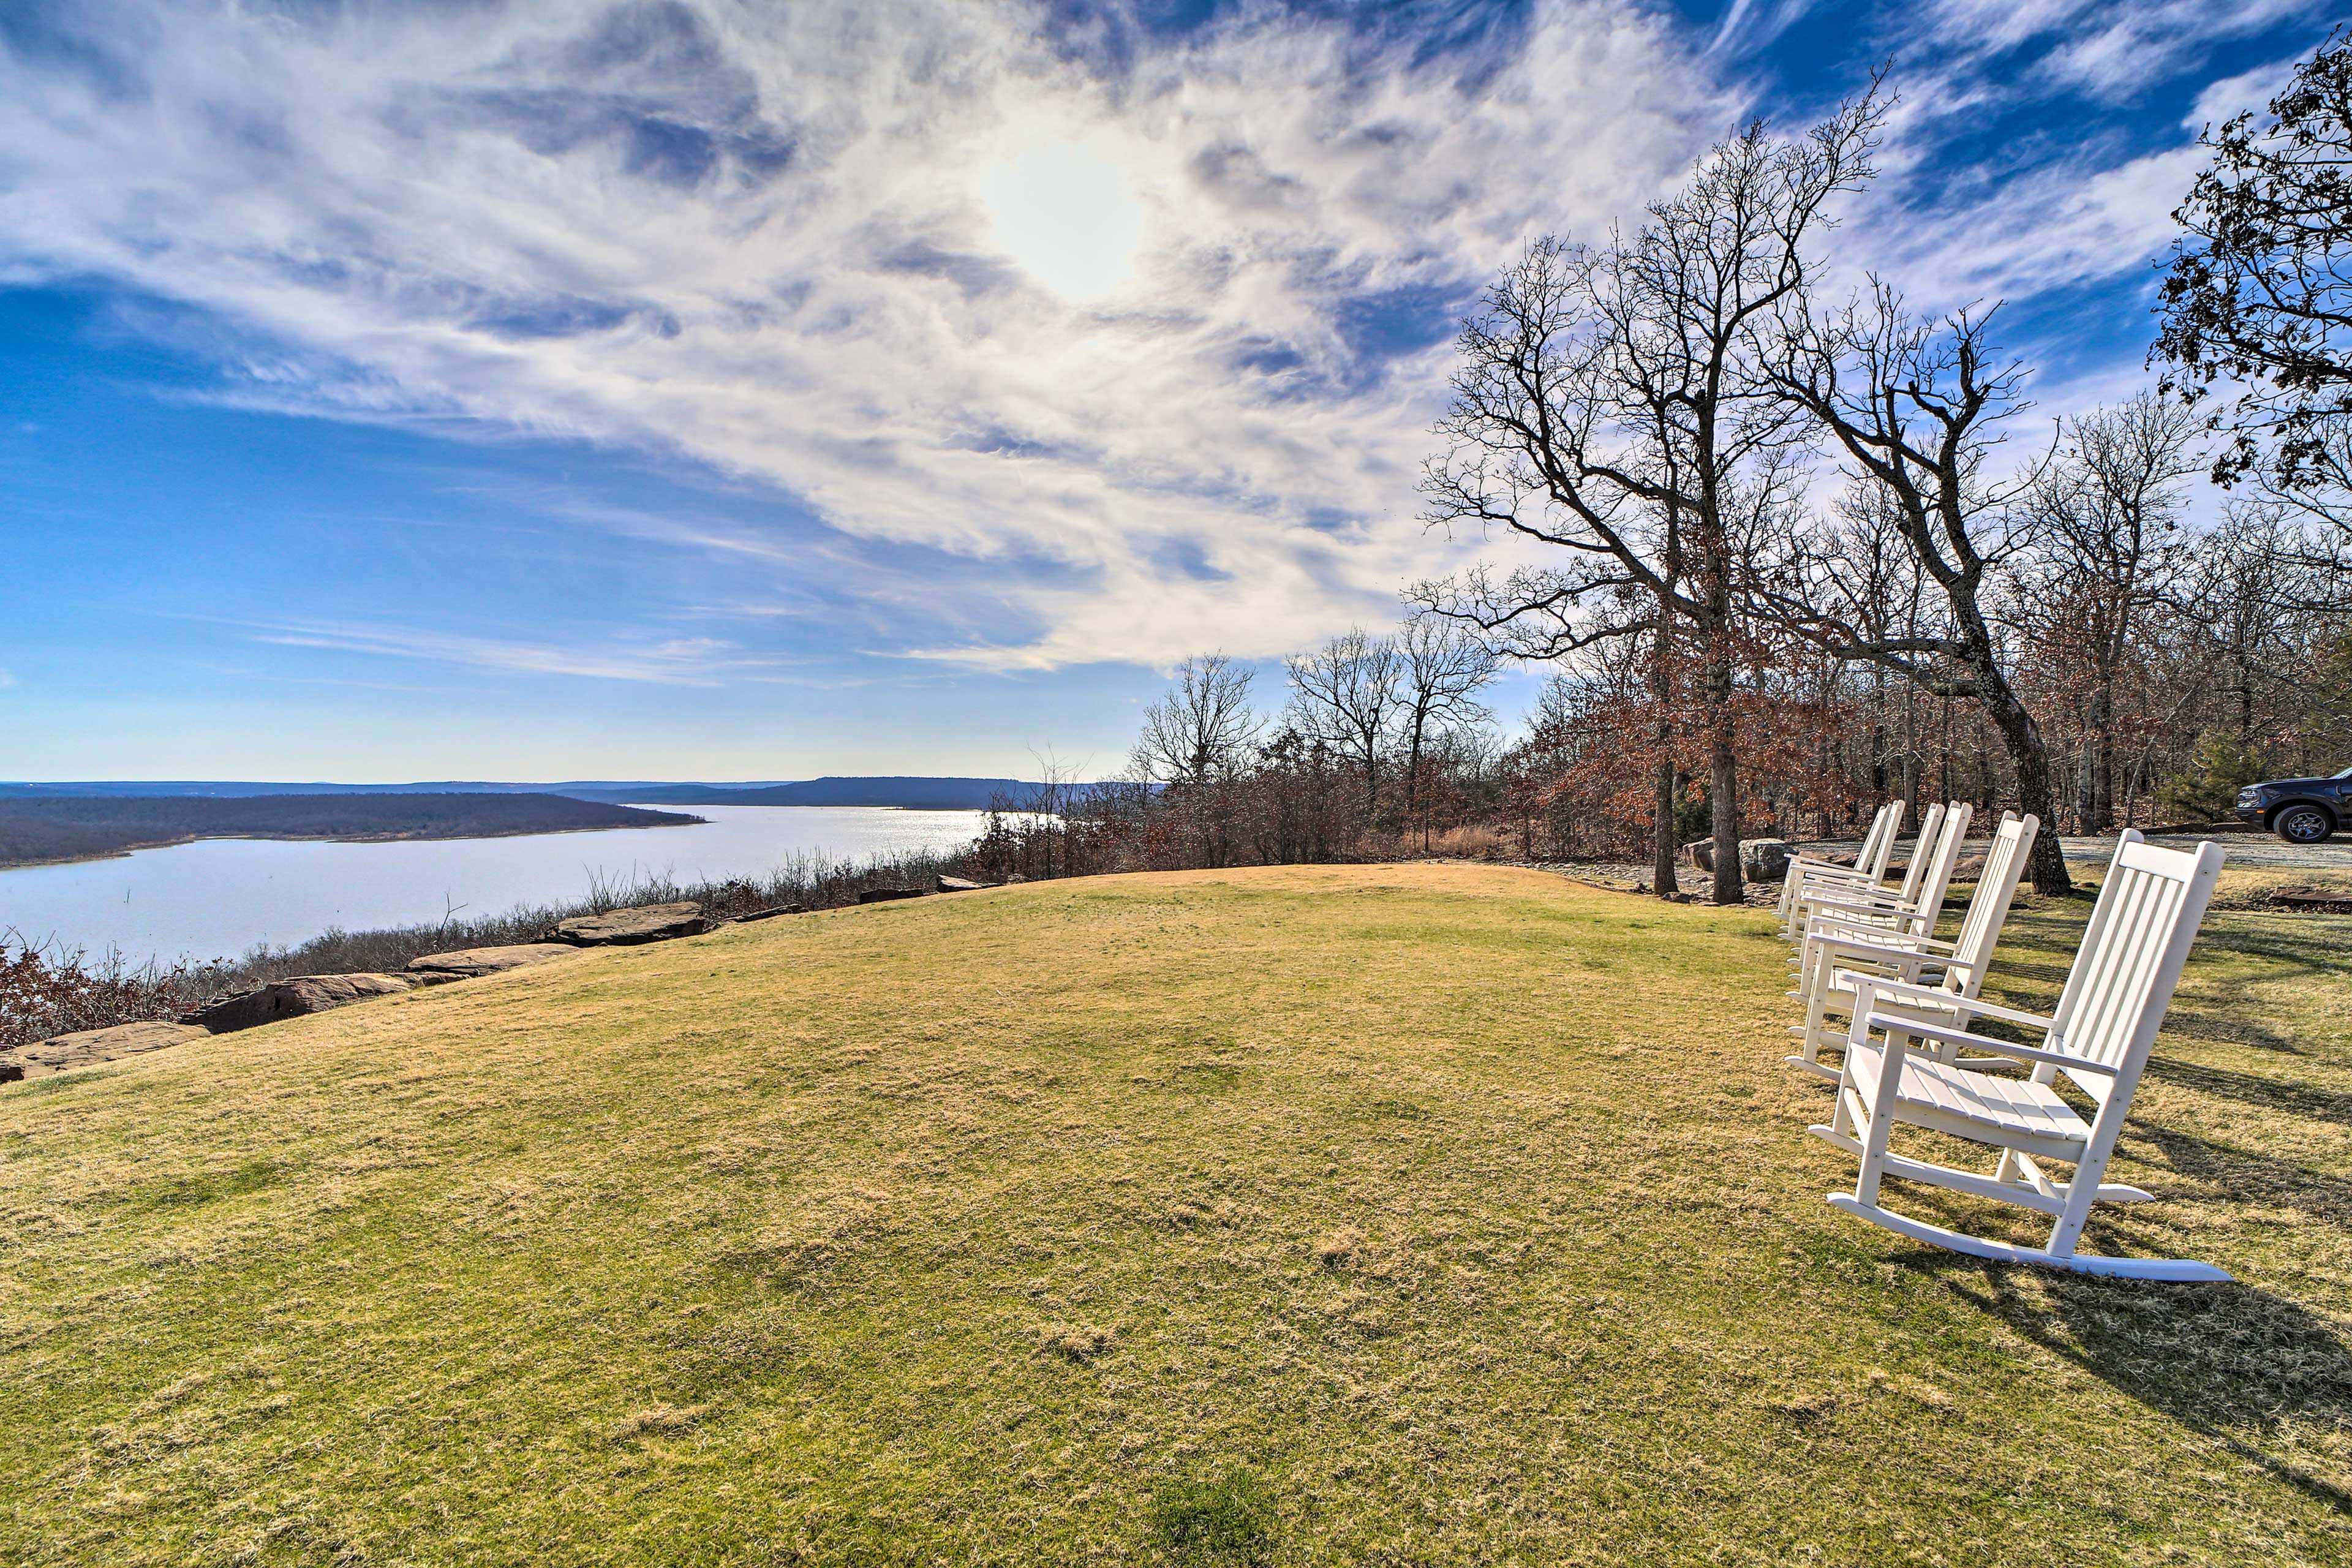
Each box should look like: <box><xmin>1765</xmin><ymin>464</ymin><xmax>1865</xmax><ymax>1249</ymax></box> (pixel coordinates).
<box><xmin>0</xmin><ymin>805</ymin><xmax>993</xmax><ymax>965</ymax></box>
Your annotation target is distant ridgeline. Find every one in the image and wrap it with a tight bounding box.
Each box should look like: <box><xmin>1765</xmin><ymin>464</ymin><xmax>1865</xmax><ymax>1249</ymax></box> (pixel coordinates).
<box><xmin>0</xmin><ymin>777</ymin><xmax>1110</xmax><ymax>811</ymax></box>
<box><xmin>0</xmin><ymin>794</ymin><xmax>700</xmax><ymax>870</ymax></box>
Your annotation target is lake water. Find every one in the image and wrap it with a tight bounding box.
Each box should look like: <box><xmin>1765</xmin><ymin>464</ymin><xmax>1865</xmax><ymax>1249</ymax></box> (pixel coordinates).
<box><xmin>0</xmin><ymin>805</ymin><xmax>996</xmax><ymax>965</ymax></box>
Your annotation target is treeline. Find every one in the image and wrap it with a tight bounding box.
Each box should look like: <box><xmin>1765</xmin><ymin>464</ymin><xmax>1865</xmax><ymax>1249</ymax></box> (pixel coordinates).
<box><xmin>976</xmin><ymin>40</ymin><xmax>2352</xmax><ymax>899</ymax></box>
<box><xmin>0</xmin><ymin>793</ymin><xmax>701</xmax><ymax>869</ymax></box>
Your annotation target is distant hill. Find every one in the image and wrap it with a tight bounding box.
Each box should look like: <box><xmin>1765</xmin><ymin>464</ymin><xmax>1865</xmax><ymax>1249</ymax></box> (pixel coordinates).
<box><xmin>560</xmin><ymin>777</ymin><xmax>1056</xmax><ymax>810</ymax></box>
<box><xmin>0</xmin><ymin>794</ymin><xmax>702</xmax><ymax>870</ymax></box>
<box><xmin>0</xmin><ymin>777</ymin><xmax>1099</xmax><ymax>810</ymax></box>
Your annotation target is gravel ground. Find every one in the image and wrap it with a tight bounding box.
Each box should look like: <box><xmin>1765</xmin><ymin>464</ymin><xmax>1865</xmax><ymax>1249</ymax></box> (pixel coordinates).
<box><xmin>2060</xmin><ymin>831</ymin><xmax>2352</xmax><ymax>871</ymax></box>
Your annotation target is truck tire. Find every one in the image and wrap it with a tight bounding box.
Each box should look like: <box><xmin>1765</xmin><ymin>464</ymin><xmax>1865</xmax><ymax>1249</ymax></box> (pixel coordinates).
<box><xmin>2273</xmin><ymin>803</ymin><xmax>2337</xmax><ymax>845</ymax></box>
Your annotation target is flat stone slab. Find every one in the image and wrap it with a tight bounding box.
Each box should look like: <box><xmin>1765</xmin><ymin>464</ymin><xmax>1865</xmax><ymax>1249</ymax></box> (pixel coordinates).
<box><xmin>185</xmin><ymin>972</ymin><xmax>418</xmax><ymax>1034</ymax></box>
<box><xmin>407</xmin><ymin>943</ymin><xmax>576</xmax><ymax>979</ymax></box>
<box><xmin>4</xmin><ymin>1020</ymin><xmax>211</xmax><ymax>1080</ymax></box>
<box><xmin>937</xmin><ymin>876</ymin><xmax>990</xmax><ymax>893</ymax></box>
<box><xmin>548</xmin><ymin>902</ymin><xmax>706</xmax><ymax>945</ymax></box>
<box><xmin>730</xmin><ymin>905</ymin><xmax>805</xmax><ymax>923</ymax></box>
<box><xmin>857</xmin><ymin>886</ymin><xmax>929</xmax><ymax>904</ymax></box>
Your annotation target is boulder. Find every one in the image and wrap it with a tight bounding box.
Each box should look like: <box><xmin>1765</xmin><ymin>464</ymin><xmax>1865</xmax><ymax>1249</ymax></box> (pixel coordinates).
<box><xmin>731</xmin><ymin>905</ymin><xmax>806</xmax><ymax>923</ymax></box>
<box><xmin>184</xmin><ymin>972</ymin><xmax>417</xmax><ymax>1035</ymax></box>
<box><xmin>406</xmin><ymin>943</ymin><xmax>577</xmax><ymax>980</ymax></box>
<box><xmin>1741</xmin><ymin>839</ymin><xmax>1794</xmax><ymax>882</ymax></box>
<box><xmin>937</xmin><ymin>876</ymin><xmax>990</xmax><ymax>894</ymax></box>
<box><xmin>857</xmin><ymin>886</ymin><xmax>930</xmax><ymax>904</ymax></box>
<box><xmin>8</xmin><ymin>1020</ymin><xmax>210</xmax><ymax>1079</ymax></box>
<box><xmin>546</xmin><ymin>902</ymin><xmax>706</xmax><ymax>946</ymax></box>
<box><xmin>1684</xmin><ymin>838</ymin><xmax>1794</xmax><ymax>881</ymax></box>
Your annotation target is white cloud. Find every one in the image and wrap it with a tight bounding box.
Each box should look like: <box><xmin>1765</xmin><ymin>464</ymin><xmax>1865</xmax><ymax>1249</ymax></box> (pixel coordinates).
<box><xmin>1920</xmin><ymin>0</ymin><xmax>2320</xmax><ymax>102</ymax></box>
<box><xmin>251</xmin><ymin>620</ymin><xmax>752</xmax><ymax>684</ymax></box>
<box><xmin>0</xmin><ymin>0</ymin><xmax>1722</xmax><ymax>671</ymax></box>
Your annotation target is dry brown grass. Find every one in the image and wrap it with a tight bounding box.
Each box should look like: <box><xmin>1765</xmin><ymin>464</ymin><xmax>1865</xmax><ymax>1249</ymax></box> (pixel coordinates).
<box><xmin>1</xmin><ymin>863</ymin><xmax>2346</xmax><ymax>1565</ymax></box>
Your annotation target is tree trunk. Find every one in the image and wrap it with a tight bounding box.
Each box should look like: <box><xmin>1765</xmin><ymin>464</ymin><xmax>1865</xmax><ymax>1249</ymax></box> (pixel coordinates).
<box><xmin>1983</xmin><ymin>684</ymin><xmax>2071</xmax><ymax>894</ymax></box>
<box><xmin>1654</xmin><ymin>755</ymin><xmax>1679</xmax><ymax>895</ymax></box>
<box><xmin>1704</xmin><ymin>661</ymin><xmax>1743</xmax><ymax>905</ymax></box>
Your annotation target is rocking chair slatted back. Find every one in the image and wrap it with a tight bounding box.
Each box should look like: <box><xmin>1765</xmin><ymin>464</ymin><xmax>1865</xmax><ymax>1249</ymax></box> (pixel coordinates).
<box><xmin>1942</xmin><ymin>812</ymin><xmax>2037</xmax><ymax>993</ymax></box>
<box><xmin>1858</xmin><ymin>799</ymin><xmax>1904</xmax><ymax>882</ymax></box>
<box><xmin>1909</xmin><ymin>801</ymin><xmax>1972</xmax><ymax>929</ymax></box>
<box><xmin>1892</xmin><ymin>802</ymin><xmax>1948</xmax><ymax>905</ymax></box>
<box><xmin>2046</xmin><ymin>832</ymin><xmax>2225</xmax><ymax>1108</ymax></box>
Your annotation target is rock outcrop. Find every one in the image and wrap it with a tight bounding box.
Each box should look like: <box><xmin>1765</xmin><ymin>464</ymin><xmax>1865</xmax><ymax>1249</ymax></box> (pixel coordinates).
<box><xmin>937</xmin><ymin>876</ymin><xmax>989</xmax><ymax>893</ymax></box>
<box><xmin>4</xmin><ymin>1020</ymin><xmax>210</xmax><ymax>1079</ymax></box>
<box><xmin>731</xmin><ymin>905</ymin><xmax>806</xmax><ymax>922</ymax></box>
<box><xmin>184</xmin><ymin>972</ymin><xmax>418</xmax><ymax>1034</ymax></box>
<box><xmin>856</xmin><ymin>886</ymin><xmax>929</xmax><ymax>904</ymax></box>
<box><xmin>1684</xmin><ymin>838</ymin><xmax>1794</xmax><ymax>882</ymax></box>
<box><xmin>547</xmin><ymin>902</ymin><xmax>706</xmax><ymax>945</ymax></box>
<box><xmin>405</xmin><ymin>943</ymin><xmax>577</xmax><ymax>980</ymax></box>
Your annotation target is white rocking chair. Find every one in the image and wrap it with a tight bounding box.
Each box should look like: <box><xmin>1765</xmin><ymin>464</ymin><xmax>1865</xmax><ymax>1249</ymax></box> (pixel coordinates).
<box><xmin>1785</xmin><ymin>812</ymin><xmax>2038</xmax><ymax>1082</ymax></box>
<box><xmin>1792</xmin><ymin>801</ymin><xmax>1972</xmax><ymax>947</ymax></box>
<box><xmin>1810</xmin><ymin>830</ymin><xmax>2230</xmax><ymax>1281</ymax></box>
<box><xmin>1781</xmin><ymin>801</ymin><xmax>1945</xmax><ymax>943</ymax></box>
<box><xmin>1775</xmin><ymin>800</ymin><xmax>1905</xmax><ymax>937</ymax></box>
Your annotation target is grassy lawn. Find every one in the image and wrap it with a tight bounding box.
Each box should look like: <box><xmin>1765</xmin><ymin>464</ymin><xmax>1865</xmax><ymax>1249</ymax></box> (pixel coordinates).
<box><xmin>2</xmin><ymin>862</ymin><xmax>2348</xmax><ymax>1566</ymax></box>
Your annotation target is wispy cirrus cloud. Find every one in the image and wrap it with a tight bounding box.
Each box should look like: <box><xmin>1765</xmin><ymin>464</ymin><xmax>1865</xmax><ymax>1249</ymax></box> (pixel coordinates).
<box><xmin>0</xmin><ymin>0</ymin><xmax>2320</xmax><ymax>683</ymax></box>
<box><xmin>251</xmin><ymin>620</ymin><xmax>753</xmax><ymax>685</ymax></box>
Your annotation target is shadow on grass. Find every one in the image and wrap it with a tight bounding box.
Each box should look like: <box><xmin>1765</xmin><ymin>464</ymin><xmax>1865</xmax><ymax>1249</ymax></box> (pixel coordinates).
<box><xmin>2134</xmin><ymin>1121</ymin><xmax>2352</xmax><ymax>1232</ymax></box>
<box><xmin>2151</xmin><ymin>1055</ymin><xmax>2352</xmax><ymax>1124</ymax></box>
<box><xmin>1938</xmin><ymin>1261</ymin><xmax>2352</xmax><ymax>1517</ymax></box>
<box><xmin>2156</xmin><ymin>1011</ymin><xmax>2312</xmax><ymax>1055</ymax></box>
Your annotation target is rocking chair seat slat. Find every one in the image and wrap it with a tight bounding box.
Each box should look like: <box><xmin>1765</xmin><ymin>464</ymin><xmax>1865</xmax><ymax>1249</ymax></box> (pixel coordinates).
<box><xmin>1845</xmin><ymin>1044</ymin><xmax>2089</xmax><ymax>1147</ymax></box>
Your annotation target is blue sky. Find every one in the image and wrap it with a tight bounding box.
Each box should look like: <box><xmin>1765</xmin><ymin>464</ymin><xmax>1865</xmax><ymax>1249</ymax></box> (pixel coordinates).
<box><xmin>0</xmin><ymin>0</ymin><xmax>2332</xmax><ymax>781</ymax></box>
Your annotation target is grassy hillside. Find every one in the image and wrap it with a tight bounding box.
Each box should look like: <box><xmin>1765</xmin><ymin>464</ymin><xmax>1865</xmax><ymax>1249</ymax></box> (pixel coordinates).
<box><xmin>2</xmin><ymin>865</ymin><xmax>2346</xmax><ymax>1566</ymax></box>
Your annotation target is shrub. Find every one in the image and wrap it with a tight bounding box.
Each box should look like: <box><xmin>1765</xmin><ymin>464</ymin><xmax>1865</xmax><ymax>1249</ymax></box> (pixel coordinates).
<box><xmin>2153</xmin><ymin>731</ymin><xmax>2271</xmax><ymax>824</ymax></box>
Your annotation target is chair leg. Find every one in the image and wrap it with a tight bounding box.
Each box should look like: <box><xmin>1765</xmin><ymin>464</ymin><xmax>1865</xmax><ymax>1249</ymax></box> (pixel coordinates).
<box><xmin>1851</xmin><ymin>1059</ymin><xmax>1901</xmax><ymax>1209</ymax></box>
<box><xmin>1785</xmin><ymin>984</ymin><xmax>1843</xmax><ymax>1082</ymax></box>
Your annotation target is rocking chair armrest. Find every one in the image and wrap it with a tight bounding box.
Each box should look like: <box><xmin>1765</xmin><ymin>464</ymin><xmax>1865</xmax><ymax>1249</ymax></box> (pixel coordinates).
<box><xmin>1806</xmin><ymin>917</ymin><xmax>1954</xmax><ymax>952</ymax></box>
<box><xmin>1855</xmin><ymin>1009</ymin><xmax>2118</xmax><ymax>1077</ymax></box>
<box><xmin>1803</xmin><ymin>929</ymin><xmax>1940</xmax><ymax>967</ymax></box>
<box><xmin>1849</xmin><ymin>977</ymin><xmax>2059</xmax><ymax>1034</ymax></box>
<box><xmin>1805</xmin><ymin>892</ymin><xmax>1917</xmax><ymax>918</ymax></box>
<box><xmin>1789</xmin><ymin>864</ymin><xmax>1880</xmax><ymax>887</ymax></box>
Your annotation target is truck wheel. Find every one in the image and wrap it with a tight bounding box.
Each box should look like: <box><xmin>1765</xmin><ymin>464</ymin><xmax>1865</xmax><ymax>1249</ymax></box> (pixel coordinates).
<box><xmin>2273</xmin><ymin>804</ymin><xmax>2336</xmax><ymax>845</ymax></box>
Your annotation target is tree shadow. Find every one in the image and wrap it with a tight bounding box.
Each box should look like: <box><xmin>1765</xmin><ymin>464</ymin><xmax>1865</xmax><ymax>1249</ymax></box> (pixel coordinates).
<box><xmin>2185</xmin><ymin>928</ymin><xmax>2352</xmax><ymax>978</ymax></box>
<box><xmin>2151</xmin><ymin>1055</ymin><xmax>2352</xmax><ymax>1124</ymax></box>
<box><xmin>1924</xmin><ymin>1257</ymin><xmax>2352</xmax><ymax>1515</ymax></box>
<box><xmin>2130</xmin><ymin>1121</ymin><xmax>2352</xmax><ymax>1233</ymax></box>
<box><xmin>2156</xmin><ymin>1011</ymin><xmax>2312</xmax><ymax>1055</ymax></box>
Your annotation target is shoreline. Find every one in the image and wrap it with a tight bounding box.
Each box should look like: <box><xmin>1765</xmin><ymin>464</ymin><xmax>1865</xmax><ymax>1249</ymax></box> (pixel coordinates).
<box><xmin>0</xmin><ymin>816</ymin><xmax>709</xmax><ymax>875</ymax></box>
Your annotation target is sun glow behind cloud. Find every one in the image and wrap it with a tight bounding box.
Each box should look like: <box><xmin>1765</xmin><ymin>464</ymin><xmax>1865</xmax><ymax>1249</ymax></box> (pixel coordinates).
<box><xmin>980</xmin><ymin>141</ymin><xmax>1145</xmax><ymax>301</ymax></box>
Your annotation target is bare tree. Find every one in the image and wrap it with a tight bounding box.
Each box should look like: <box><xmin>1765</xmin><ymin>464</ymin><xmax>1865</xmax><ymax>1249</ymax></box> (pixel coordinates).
<box><xmin>1131</xmin><ymin>654</ymin><xmax>1262</xmax><ymax>869</ymax></box>
<box><xmin>1417</xmin><ymin>93</ymin><xmax>1883</xmax><ymax>903</ymax></box>
<box><xmin>1132</xmin><ymin>654</ymin><xmax>1262</xmax><ymax>786</ymax></box>
<box><xmin>1761</xmin><ymin>295</ymin><xmax>2075</xmax><ymax>894</ymax></box>
<box><xmin>2012</xmin><ymin>393</ymin><xmax>2202</xmax><ymax>832</ymax></box>
<box><xmin>1286</xmin><ymin>629</ymin><xmax>1403</xmax><ymax>818</ymax></box>
<box><xmin>1396</xmin><ymin>616</ymin><xmax>1499</xmax><ymax>839</ymax></box>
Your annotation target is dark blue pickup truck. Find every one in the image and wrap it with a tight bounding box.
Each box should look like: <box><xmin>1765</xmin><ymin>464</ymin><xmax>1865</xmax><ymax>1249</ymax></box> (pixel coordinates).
<box><xmin>2237</xmin><ymin>766</ymin><xmax>2352</xmax><ymax>843</ymax></box>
